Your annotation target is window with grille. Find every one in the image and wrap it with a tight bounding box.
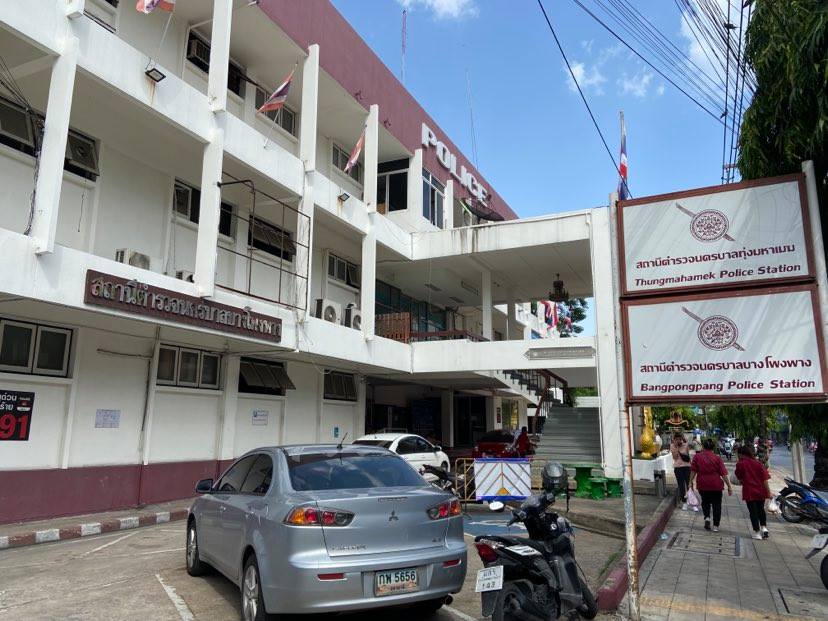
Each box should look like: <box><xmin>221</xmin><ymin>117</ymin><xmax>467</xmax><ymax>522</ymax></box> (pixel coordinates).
<box><xmin>254</xmin><ymin>87</ymin><xmax>296</xmax><ymax>136</ymax></box>
<box><xmin>156</xmin><ymin>345</ymin><xmax>221</xmax><ymax>389</ymax></box>
<box><xmin>422</xmin><ymin>169</ymin><xmax>444</xmax><ymax>228</ymax></box>
<box><xmin>324</xmin><ymin>371</ymin><xmax>358</xmax><ymax>402</ymax></box>
<box><xmin>173</xmin><ymin>180</ymin><xmax>234</xmax><ymax>238</ymax></box>
<box><xmin>248</xmin><ymin>216</ymin><xmax>296</xmax><ymax>261</ymax></box>
<box><xmin>0</xmin><ymin>319</ymin><xmax>72</xmax><ymax>377</ymax></box>
<box><xmin>238</xmin><ymin>358</ymin><xmax>295</xmax><ymax>396</ymax></box>
<box><xmin>332</xmin><ymin>143</ymin><xmax>362</xmax><ymax>184</ymax></box>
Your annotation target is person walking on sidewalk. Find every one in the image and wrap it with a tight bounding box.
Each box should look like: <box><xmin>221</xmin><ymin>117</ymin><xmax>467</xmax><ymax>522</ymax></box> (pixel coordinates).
<box><xmin>734</xmin><ymin>444</ymin><xmax>771</xmax><ymax>540</ymax></box>
<box><xmin>671</xmin><ymin>432</ymin><xmax>693</xmax><ymax>511</ymax></box>
<box><xmin>690</xmin><ymin>438</ymin><xmax>732</xmax><ymax>532</ymax></box>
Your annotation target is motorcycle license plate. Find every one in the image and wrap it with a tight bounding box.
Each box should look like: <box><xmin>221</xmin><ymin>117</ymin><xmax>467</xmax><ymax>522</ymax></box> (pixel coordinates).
<box><xmin>475</xmin><ymin>565</ymin><xmax>504</xmax><ymax>593</ymax></box>
<box><xmin>375</xmin><ymin>568</ymin><xmax>418</xmax><ymax>596</ymax></box>
<box><xmin>811</xmin><ymin>534</ymin><xmax>828</xmax><ymax>550</ymax></box>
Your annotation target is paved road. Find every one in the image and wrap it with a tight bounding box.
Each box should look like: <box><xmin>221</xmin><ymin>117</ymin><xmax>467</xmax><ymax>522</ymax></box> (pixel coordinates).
<box><xmin>770</xmin><ymin>445</ymin><xmax>815</xmax><ymax>483</ymax></box>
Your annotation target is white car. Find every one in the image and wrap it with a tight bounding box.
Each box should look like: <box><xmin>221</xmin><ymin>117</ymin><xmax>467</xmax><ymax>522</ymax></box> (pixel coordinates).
<box><xmin>354</xmin><ymin>433</ymin><xmax>450</xmax><ymax>479</ymax></box>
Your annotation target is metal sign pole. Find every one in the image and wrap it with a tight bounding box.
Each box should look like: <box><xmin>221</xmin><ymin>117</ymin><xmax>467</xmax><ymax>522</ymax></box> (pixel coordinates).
<box><xmin>610</xmin><ymin>192</ymin><xmax>641</xmax><ymax>620</ymax></box>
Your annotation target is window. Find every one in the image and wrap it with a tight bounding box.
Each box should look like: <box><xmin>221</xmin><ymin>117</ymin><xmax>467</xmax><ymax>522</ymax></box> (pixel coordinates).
<box><xmin>327</xmin><ymin>253</ymin><xmax>360</xmax><ymax>290</ymax></box>
<box><xmin>248</xmin><ymin>216</ymin><xmax>295</xmax><ymax>261</ymax></box>
<box><xmin>377</xmin><ymin>161</ymin><xmax>409</xmax><ymax>214</ymax></box>
<box><xmin>0</xmin><ymin>98</ymin><xmax>100</xmax><ymax>181</ymax></box>
<box><xmin>238</xmin><ymin>358</ymin><xmax>295</xmax><ymax>396</ymax></box>
<box><xmin>173</xmin><ymin>180</ymin><xmax>234</xmax><ymax>238</ymax></box>
<box><xmin>422</xmin><ymin>169</ymin><xmax>444</xmax><ymax>228</ymax></box>
<box><xmin>396</xmin><ymin>436</ymin><xmax>417</xmax><ymax>455</ymax></box>
<box><xmin>287</xmin><ymin>451</ymin><xmax>424</xmax><ymax>491</ymax></box>
<box><xmin>332</xmin><ymin>143</ymin><xmax>362</xmax><ymax>184</ymax></box>
<box><xmin>254</xmin><ymin>87</ymin><xmax>296</xmax><ymax>136</ymax></box>
<box><xmin>186</xmin><ymin>31</ymin><xmax>246</xmax><ymax>98</ymax></box>
<box><xmin>216</xmin><ymin>455</ymin><xmax>258</xmax><ymax>493</ymax></box>
<box><xmin>324</xmin><ymin>371</ymin><xmax>357</xmax><ymax>402</ymax></box>
<box><xmin>240</xmin><ymin>454</ymin><xmax>274</xmax><ymax>495</ymax></box>
<box><xmin>156</xmin><ymin>345</ymin><xmax>220</xmax><ymax>389</ymax></box>
<box><xmin>0</xmin><ymin>319</ymin><xmax>72</xmax><ymax>377</ymax></box>
<box><xmin>415</xmin><ymin>437</ymin><xmax>433</xmax><ymax>453</ymax></box>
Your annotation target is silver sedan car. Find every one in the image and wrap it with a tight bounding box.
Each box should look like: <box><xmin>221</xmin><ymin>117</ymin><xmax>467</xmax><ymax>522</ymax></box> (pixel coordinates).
<box><xmin>187</xmin><ymin>444</ymin><xmax>467</xmax><ymax>621</ymax></box>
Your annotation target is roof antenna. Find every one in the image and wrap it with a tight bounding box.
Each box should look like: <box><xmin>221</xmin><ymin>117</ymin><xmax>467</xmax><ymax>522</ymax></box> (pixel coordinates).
<box><xmin>337</xmin><ymin>432</ymin><xmax>349</xmax><ymax>451</ymax></box>
<box><xmin>401</xmin><ymin>8</ymin><xmax>407</xmax><ymax>85</ymax></box>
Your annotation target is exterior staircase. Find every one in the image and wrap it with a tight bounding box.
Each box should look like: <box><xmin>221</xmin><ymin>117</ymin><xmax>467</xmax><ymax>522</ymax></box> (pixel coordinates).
<box><xmin>533</xmin><ymin>405</ymin><xmax>602</xmax><ymax>464</ymax></box>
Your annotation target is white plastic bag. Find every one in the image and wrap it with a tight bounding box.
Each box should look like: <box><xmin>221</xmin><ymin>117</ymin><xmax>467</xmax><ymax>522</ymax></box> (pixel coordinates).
<box><xmin>686</xmin><ymin>488</ymin><xmax>701</xmax><ymax>509</ymax></box>
<box><xmin>766</xmin><ymin>498</ymin><xmax>780</xmax><ymax>514</ymax></box>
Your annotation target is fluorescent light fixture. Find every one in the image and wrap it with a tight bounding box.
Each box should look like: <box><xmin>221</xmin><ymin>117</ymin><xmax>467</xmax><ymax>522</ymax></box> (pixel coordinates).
<box><xmin>338</xmin><ymin>192</ymin><xmax>350</xmax><ymax>202</ymax></box>
<box><xmin>424</xmin><ymin>283</ymin><xmax>442</xmax><ymax>292</ymax></box>
<box><xmin>449</xmin><ymin>296</ymin><xmax>465</xmax><ymax>304</ymax></box>
<box><xmin>460</xmin><ymin>280</ymin><xmax>479</xmax><ymax>296</ymax></box>
<box><xmin>145</xmin><ymin>67</ymin><xmax>166</xmax><ymax>83</ymax></box>
<box><xmin>524</xmin><ymin>346</ymin><xmax>595</xmax><ymax>360</ymax></box>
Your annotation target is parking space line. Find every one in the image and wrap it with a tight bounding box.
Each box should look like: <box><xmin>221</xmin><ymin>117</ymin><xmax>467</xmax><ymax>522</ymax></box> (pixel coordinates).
<box><xmin>445</xmin><ymin>604</ymin><xmax>480</xmax><ymax>621</ymax></box>
<box><xmin>81</xmin><ymin>531</ymin><xmax>138</xmax><ymax>556</ymax></box>
<box><xmin>155</xmin><ymin>573</ymin><xmax>195</xmax><ymax>621</ymax></box>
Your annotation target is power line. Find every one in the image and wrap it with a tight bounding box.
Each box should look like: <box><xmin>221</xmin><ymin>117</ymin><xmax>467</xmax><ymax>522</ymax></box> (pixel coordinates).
<box><xmin>535</xmin><ymin>0</ymin><xmax>631</xmax><ymax>198</ymax></box>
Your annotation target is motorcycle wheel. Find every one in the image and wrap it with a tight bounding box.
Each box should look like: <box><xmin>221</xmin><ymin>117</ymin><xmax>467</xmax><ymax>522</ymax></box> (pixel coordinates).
<box><xmin>779</xmin><ymin>493</ymin><xmax>806</xmax><ymax>524</ymax></box>
<box><xmin>490</xmin><ymin>583</ymin><xmax>554</xmax><ymax>621</ymax></box>
<box><xmin>821</xmin><ymin>555</ymin><xmax>828</xmax><ymax>590</ymax></box>
<box><xmin>577</xmin><ymin>577</ymin><xmax>599</xmax><ymax>619</ymax></box>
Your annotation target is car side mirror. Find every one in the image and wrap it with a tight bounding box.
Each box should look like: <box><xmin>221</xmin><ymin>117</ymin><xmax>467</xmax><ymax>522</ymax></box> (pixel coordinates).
<box><xmin>434</xmin><ymin>445</ymin><xmax>442</xmax><ymax>452</ymax></box>
<box><xmin>195</xmin><ymin>478</ymin><xmax>214</xmax><ymax>494</ymax></box>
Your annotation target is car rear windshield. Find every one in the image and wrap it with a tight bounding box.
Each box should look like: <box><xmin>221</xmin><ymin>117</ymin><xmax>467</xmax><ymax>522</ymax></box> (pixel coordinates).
<box><xmin>352</xmin><ymin>439</ymin><xmax>393</xmax><ymax>448</ymax></box>
<box><xmin>479</xmin><ymin>431</ymin><xmax>514</xmax><ymax>443</ymax></box>
<box><xmin>286</xmin><ymin>452</ymin><xmax>424</xmax><ymax>491</ymax></box>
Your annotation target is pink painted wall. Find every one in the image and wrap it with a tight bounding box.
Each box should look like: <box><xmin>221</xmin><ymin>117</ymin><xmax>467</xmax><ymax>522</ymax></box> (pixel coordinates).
<box><xmin>258</xmin><ymin>0</ymin><xmax>518</xmax><ymax>221</ymax></box>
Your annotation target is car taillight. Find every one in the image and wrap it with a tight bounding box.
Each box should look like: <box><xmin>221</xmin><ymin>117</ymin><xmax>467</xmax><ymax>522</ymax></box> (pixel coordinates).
<box><xmin>427</xmin><ymin>498</ymin><xmax>461</xmax><ymax>520</ymax></box>
<box><xmin>475</xmin><ymin>541</ymin><xmax>499</xmax><ymax>563</ymax></box>
<box><xmin>284</xmin><ymin>506</ymin><xmax>354</xmax><ymax>526</ymax></box>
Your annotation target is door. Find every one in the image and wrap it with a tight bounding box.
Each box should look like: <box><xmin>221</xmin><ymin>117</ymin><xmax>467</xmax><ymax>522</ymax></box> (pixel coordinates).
<box><xmin>208</xmin><ymin>455</ymin><xmax>257</xmax><ymax>576</ymax></box>
<box><xmin>218</xmin><ymin>454</ymin><xmax>274</xmax><ymax>581</ymax></box>
<box><xmin>414</xmin><ymin>436</ymin><xmax>441</xmax><ymax>469</ymax></box>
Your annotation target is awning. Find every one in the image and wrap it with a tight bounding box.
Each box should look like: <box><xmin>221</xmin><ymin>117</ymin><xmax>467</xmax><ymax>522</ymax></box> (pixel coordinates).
<box><xmin>463</xmin><ymin>199</ymin><xmax>505</xmax><ymax>222</ymax></box>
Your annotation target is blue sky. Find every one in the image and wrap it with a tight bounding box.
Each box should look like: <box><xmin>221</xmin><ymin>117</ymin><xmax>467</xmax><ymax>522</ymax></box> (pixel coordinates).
<box><xmin>331</xmin><ymin>0</ymin><xmax>737</xmax><ymax>337</ymax></box>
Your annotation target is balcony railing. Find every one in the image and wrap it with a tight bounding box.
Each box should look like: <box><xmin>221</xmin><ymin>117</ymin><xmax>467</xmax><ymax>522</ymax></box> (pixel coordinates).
<box><xmin>375</xmin><ymin>312</ymin><xmax>488</xmax><ymax>344</ymax></box>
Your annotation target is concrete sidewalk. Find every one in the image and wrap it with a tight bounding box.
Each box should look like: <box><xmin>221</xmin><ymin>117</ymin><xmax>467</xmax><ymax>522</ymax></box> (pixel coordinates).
<box><xmin>623</xmin><ymin>464</ymin><xmax>828</xmax><ymax>621</ymax></box>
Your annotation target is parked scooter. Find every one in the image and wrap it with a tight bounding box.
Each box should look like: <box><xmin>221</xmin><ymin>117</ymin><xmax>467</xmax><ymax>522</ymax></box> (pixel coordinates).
<box><xmin>805</xmin><ymin>525</ymin><xmax>828</xmax><ymax>589</ymax></box>
<box><xmin>473</xmin><ymin>462</ymin><xmax>597</xmax><ymax>621</ymax></box>
<box><xmin>776</xmin><ymin>477</ymin><xmax>828</xmax><ymax>524</ymax></box>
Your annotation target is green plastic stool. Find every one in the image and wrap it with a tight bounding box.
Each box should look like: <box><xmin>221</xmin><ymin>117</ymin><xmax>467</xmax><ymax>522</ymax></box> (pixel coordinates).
<box><xmin>605</xmin><ymin>477</ymin><xmax>623</xmax><ymax>498</ymax></box>
<box><xmin>588</xmin><ymin>476</ymin><xmax>608</xmax><ymax>500</ymax></box>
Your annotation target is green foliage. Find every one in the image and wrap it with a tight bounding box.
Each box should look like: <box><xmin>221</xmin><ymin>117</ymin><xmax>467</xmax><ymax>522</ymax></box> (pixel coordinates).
<box><xmin>738</xmin><ymin>0</ymin><xmax>828</xmax><ymax>180</ymax></box>
<box><xmin>569</xmin><ymin>386</ymin><xmax>598</xmax><ymax>397</ymax></box>
<box><xmin>783</xmin><ymin>403</ymin><xmax>828</xmax><ymax>441</ymax></box>
<box><xmin>557</xmin><ymin>298</ymin><xmax>588</xmax><ymax>337</ymax></box>
<box><xmin>705</xmin><ymin>405</ymin><xmax>779</xmax><ymax>441</ymax></box>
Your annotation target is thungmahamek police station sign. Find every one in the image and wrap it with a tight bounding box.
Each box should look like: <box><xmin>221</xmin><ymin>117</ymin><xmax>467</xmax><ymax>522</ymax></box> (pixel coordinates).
<box><xmin>617</xmin><ymin>173</ymin><xmax>827</xmax><ymax>403</ymax></box>
<box><xmin>618</xmin><ymin>174</ymin><xmax>813</xmax><ymax>295</ymax></box>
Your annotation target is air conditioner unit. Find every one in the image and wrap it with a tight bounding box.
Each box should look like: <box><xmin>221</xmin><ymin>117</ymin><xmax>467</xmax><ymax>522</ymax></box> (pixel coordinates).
<box><xmin>344</xmin><ymin>304</ymin><xmax>362</xmax><ymax>331</ymax></box>
<box><xmin>175</xmin><ymin>270</ymin><xmax>195</xmax><ymax>283</ymax></box>
<box><xmin>65</xmin><ymin>130</ymin><xmax>99</xmax><ymax>176</ymax></box>
<box><xmin>0</xmin><ymin>99</ymin><xmax>34</xmax><ymax>147</ymax></box>
<box><xmin>115</xmin><ymin>248</ymin><xmax>160</xmax><ymax>272</ymax></box>
<box><xmin>187</xmin><ymin>35</ymin><xmax>211</xmax><ymax>68</ymax></box>
<box><xmin>314</xmin><ymin>298</ymin><xmax>342</xmax><ymax>324</ymax></box>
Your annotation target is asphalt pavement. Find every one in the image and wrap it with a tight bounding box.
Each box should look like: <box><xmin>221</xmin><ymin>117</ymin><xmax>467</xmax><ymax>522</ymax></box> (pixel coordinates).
<box><xmin>770</xmin><ymin>446</ymin><xmax>815</xmax><ymax>484</ymax></box>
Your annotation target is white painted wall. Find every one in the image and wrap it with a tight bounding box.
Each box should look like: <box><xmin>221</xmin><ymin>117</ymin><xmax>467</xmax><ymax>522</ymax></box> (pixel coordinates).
<box><xmin>321</xmin><ymin>401</ymin><xmax>357</xmax><ymax>443</ymax></box>
<box><xmin>234</xmin><ymin>396</ymin><xmax>284</xmax><ymax>454</ymax></box>
<box><xmin>149</xmin><ymin>389</ymin><xmax>220</xmax><ymax>462</ymax></box>
<box><xmin>282</xmin><ymin>362</ymin><xmax>321</xmax><ymax>444</ymax></box>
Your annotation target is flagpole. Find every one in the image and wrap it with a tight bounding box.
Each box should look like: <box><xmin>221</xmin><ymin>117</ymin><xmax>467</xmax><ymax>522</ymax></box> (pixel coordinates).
<box><xmin>262</xmin><ymin>62</ymin><xmax>298</xmax><ymax>149</ymax></box>
<box><xmin>146</xmin><ymin>11</ymin><xmax>174</xmax><ymax>73</ymax></box>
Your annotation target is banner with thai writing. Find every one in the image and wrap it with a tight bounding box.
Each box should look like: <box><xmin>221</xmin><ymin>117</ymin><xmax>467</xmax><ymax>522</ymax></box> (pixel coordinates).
<box><xmin>624</xmin><ymin>286</ymin><xmax>826</xmax><ymax>402</ymax></box>
<box><xmin>619</xmin><ymin>175</ymin><xmax>812</xmax><ymax>295</ymax></box>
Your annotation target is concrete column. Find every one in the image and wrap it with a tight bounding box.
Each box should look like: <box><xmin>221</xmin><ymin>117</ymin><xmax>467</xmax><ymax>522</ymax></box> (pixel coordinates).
<box><xmin>193</xmin><ymin>122</ymin><xmax>225</xmax><ymax>297</ymax></box>
<box><xmin>216</xmin><ymin>355</ymin><xmax>240</xmax><ymax>460</ymax></box>
<box><xmin>356</xmin><ymin>375</ymin><xmax>367</xmax><ymax>438</ymax></box>
<box><xmin>360</xmin><ymin>215</ymin><xmax>377</xmax><ymax>338</ymax></box>
<box><xmin>591</xmin><ymin>206</ymin><xmax>623</xmax><ymax>478</ymax></box>
<box><xmin>65</xmin><ymin>0</ymin><xmax>85</xmax><ymax>19</ymax></box>
<box><xmin>232</xmin><ymin>208</ymin><xmax>250</xmax><ymax>289</ymax></box>
<box><xmin>444</xmin><ymin>180</ymin><xmax>454</xmax><ymax>229</ymax></box>
<box><xmin>140</xmin><ymin>339</ymin><xmax>162</xmax><ymax>466</ymax></box>
<box><xmin>792</xmin><ymin>438</ymin><xmax>806</xmax><ymax>483</ymax></box>
<box><xmin>31</xmin><ymin>37</ymin><xmax>78</xmax><ymax>254</ymax></box>
<box><xmin>481</xmin><ymin>268</ymin><xmax>493</xmax><ymax>340</ymax></box>
<box><xmin>440</xmin><ymin>389</ymin><xmax>454</xmax><ymax>449</ymax></box>
<box><xmin>408</xmin><ymin>148</ymin><xmax>423</xmax><ymax>216</ymax></box>
<box><xmin>59</xmin><ymin>326</ymin><xmax>85</xmax><ymax>468</ymax></box>
<box><xmin>507</xmin><ymin>295</ymin><xmax>517</xmax><ymax>340</ymax></box>
<box><xmin>207</xmin><ymin>0</ymin><xmax>233</xmax><ymax>112</ymax></box>
<box><xmin>364</xmin><ymin>104</ymin><xmax>379</xmax><ymax>212</ymax></box>
<box><xmin>299</xmin><ymin>44</ymin><xmax>319</xmax><ymax>170</ymax></box>
<box><xmin>296</xmin><ymin>174</ymin><xmax>314</xmax><ymax>315</ymax></box>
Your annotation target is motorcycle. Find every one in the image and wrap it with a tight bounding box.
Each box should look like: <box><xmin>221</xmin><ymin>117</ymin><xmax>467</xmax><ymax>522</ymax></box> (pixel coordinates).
<box><xmin>421</xmin><ymin>463</ymin><xmax>464</xmax><ymax>497</ymax></box>
<box><xmin>776</xmin><ymin>477</ymin><xmax>828</xmax><ymax>524</ymax></box>
<box><xmin>805</xmin><ymin>525</ymin><xmax>828</xmax><ymax>589</ymax></box>
<box><xmin>473</xmin><ymin>463</ymin><xmax>597</xmax><ymax>621</ymax></box>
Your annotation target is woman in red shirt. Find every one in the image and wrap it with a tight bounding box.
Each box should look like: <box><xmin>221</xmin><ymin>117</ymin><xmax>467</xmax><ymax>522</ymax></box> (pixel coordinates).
<box><xmin>734</xmin><ymin>444</ymin><xmax>772</xmax><ymax>540</ymax></box>
<box><xmin>690</xmin><ymin>438</ymin><xmax>732</xmax><ymax>532</ymax></box>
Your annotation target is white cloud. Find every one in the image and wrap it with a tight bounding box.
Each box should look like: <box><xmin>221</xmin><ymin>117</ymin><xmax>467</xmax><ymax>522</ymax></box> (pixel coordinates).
<box><xmin>581</xmin><ymin>39</ymin><xmax>594</xmax><ymax>54</ymax></box>
<box><xmin>679</xmin><ymin>0</ymin><xmax>749</xmax><ymax>86</ymax></box>
<box><xmin>398</xmin><ymin>0</ymin><xmax>478</xmax><ymax>20</ymax></box>
<box><xmin>618</xmin><ymin>69</ymin><xmax>654</xmax><ymax>98</ymax></box>
<box><xmin>567</xmin><ymin>61</ymin><xmax>606</xmax><ymax>96</ymax></box>
<box><xmin>657</xmin><ymin>84</ymin><xmax>666</xmax><ymax>96</ymax></box>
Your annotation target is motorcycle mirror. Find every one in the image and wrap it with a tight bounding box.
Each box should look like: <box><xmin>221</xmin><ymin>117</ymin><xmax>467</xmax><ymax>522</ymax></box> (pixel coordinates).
<box><xmin>488</xmin><ymin>501</ymin><xmax>505</xmax><ymax>512</ymax></box>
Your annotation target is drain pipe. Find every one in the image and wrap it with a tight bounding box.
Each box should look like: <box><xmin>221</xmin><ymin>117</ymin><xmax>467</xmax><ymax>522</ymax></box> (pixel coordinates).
<box><xmin>136</xmin><ymin>327</ymin><xmax>161</xmax><ymax>506</ymax></box>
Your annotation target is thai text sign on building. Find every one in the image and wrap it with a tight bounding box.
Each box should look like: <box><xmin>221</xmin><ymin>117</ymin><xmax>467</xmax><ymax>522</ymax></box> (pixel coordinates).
<box><xmin>619</xmin><ymin>175</ymin><xmax>812</xmax><ymax>295</ymax></box>
<box><xmin>623</xmin><ymin>286</ymin><xmax>827</xmax><ymax>402</ymax></box>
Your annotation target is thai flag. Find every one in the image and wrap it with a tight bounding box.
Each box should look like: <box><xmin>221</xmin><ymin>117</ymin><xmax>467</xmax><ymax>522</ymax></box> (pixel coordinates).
<box><xmin>257</xmin><ymin>67</ymin><xmax>296</xmax><ymax>114</ymax></box>
<box><xmin>617</xmin><ymin>111</ymin><xmax>629</xmax><ymax>200</ymax></box>
<box><xmin>136</xmin><ymin>0</ymin><xmax>175</xmax><ymax>13</ymax></box>
<box><xmin>344</xmin><ymin>124</ymin><xmax>367</xmax><ymax>174</ymax></box>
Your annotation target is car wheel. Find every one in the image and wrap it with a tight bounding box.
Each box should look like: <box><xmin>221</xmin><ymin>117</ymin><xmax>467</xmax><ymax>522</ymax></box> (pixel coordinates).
<box><xmin>242</xmin><ymin>555</ymin><xmax>273</xmax><ymax>621</ymax></box>
<box><xmin>186</xmin><ymin>520</ymin><xmax>208</xmax><ymax>577</ymax></box>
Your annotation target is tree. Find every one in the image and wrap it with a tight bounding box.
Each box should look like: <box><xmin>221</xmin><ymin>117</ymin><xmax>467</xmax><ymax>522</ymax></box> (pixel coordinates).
<box><xmin>557</xmin><ymin>298</ymin><xmax>588</xmax><ymax>337</ymax></box>
<box><xmin>738</xmin><ymin>1</ymin><xmax>828</xmax><ymax>488</ymax></box>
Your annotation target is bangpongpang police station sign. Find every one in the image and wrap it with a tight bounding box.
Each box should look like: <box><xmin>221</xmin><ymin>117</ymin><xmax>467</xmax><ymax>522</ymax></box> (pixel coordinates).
<box><xmin>618</xmin><ymin>175</ymin><xmax>813</xmax><ymax>295</ymax></box>
<box><xmin>623</xmin><ymin>286</ymin><xmax>827</xmax><ymax>403</ymax></box>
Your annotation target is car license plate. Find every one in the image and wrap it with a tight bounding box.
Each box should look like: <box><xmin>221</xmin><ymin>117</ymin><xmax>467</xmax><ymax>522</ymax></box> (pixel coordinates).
<box><xmin>375</xmin><ymin>568</ymin><xmax>419</xmax><ymax>596</ymax></box>
<box><xmin>812</xmin><ymin>534</ymin><xmax>828</xmax><ymax>550</ymax></box>
<box><xmin>475</xmin><ymin>565</ymin><xmax>504</xmax><ymax>593</ymax></box>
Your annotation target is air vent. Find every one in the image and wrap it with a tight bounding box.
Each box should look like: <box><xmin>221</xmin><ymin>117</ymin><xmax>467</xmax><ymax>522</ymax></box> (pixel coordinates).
<box><xmin>0</xmin><ymin>99</ymin><xmax>33</xmax><ymax>146</ymax></box>
<box><xmin>186</xmin><ymin>34</ymin><xmax>211</xmax><ymax>71</ymax></box>
<box><xmin>65</xmin><ymin>130</ymin><xmax>99</xmax><ymax>176</ymax></box>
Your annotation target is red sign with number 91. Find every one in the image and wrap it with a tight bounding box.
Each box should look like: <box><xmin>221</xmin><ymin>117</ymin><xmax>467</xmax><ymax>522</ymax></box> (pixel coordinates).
<box><xmin>0</xmin><ymin>390</ymin><xmax>35</xmax><ymax>441</ymax></box>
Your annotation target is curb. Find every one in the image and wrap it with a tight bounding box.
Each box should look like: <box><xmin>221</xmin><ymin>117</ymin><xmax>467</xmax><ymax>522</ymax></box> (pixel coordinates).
<box><xmin>596</xmin><ymin>494</ymin><xmax>676</xmax><ymax>611</ymax></box>
<box><xmin>0</xmin><ymin>508</ymin><xmax>189</xmax><ymax>551</ymax></box>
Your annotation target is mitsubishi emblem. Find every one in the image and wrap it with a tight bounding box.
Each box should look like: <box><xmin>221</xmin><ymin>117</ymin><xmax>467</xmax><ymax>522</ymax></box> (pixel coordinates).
<box><xmin>389</xmin><ymin>510</ymin><xmax>399</xmax><ymax>522</ymax></box>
